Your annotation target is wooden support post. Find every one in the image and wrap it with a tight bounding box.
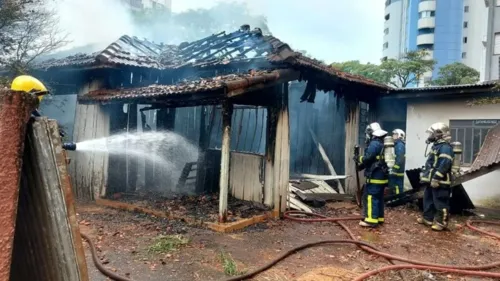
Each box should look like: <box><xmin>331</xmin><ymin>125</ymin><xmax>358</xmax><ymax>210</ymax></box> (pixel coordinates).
<box><xmin>10</xmin><ymin>118</ymin><xmax>88</xmax><ymax>281</ymax></box>
<box><xmin>264</xmin><ymin>107</ymin><xmax>276</xmax><ymax>207</ymax></box>
<box><xmin>127</xmin><ymin>103</ymin><xmax>138</xmax><ymax>192</ymax></box>
<box><xmin>273</xmin><ymin>84</ymin><xmax>290</xmax><ymax>217</ymax></box>
<box><xmin>218</xmin><ymin>101</ymin><xmax>233</xmax><ymax>223</ymax></box>
<box><xmin>344</xmin><ymin>100</ymin><xmax>360</xmax><ymax>195</ymax></box>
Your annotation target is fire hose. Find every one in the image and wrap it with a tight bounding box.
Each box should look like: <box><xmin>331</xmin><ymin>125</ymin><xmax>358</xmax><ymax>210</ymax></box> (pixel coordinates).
<box><xmin>82</xmin><ymin>213</ymin><xmax>500</xmax><ymax>281</ymax></box>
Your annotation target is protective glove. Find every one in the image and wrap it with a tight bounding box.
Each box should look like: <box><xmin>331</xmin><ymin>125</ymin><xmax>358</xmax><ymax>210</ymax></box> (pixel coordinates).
<box><xmin>430</xmin><ymin>179</ymin><xmax>439</xmax><ymax>188</ymax></box>
<box><xmin>353</xmin><ymin>156</ymin><xmax>360</xmax><ymax>165</ymax></box>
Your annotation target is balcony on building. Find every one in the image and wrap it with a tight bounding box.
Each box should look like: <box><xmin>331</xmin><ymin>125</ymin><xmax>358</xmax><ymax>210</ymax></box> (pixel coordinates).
<box><xmin>418</xmin><ymin>17</ymin><xmax>435</xmax><ymax>29</ymax></box>
<box><xmin>418</xmin><ymin>0</ymin><xmax>436</xmax><ymax>13</ymax></box>
<box><xmin>417</xmin><ymin>34</ymin><xmax>434</xmax><ymax>45</ymax></box>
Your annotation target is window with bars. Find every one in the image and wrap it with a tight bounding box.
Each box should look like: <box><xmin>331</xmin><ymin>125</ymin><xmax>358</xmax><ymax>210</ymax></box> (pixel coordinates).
<box><xmin>450</xmin><ymin>120</ymin><xmax>500</xmax><ymax>165</ymax></box>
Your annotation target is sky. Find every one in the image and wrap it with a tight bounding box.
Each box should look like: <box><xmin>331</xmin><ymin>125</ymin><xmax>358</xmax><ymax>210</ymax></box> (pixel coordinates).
<box><xmin>53</xmin><ymin>0</ymin><xmax>385</xmax><ymax>65</ymax></box>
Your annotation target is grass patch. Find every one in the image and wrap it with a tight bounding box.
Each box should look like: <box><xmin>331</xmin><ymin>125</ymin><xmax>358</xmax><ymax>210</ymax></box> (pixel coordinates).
<box><xmin>147</xmin><ymin>235</ymin><xmax>189</xmax><ymax>254</ymax></box>
<box><xmin>219</xmin><ymin>251</ymin><xmax>241</xmax><ymax>276</ymax></box>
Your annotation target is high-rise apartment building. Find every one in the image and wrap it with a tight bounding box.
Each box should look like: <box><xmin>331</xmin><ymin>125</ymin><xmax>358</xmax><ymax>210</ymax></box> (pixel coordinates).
<box><xmin>120</xmin><ymin>0</ymin><xmax>171</xmax><ymax>11</ymax></box>
<box><xmin>383</xmin><ymin>0</ymin><xmax>500</xmax><ymax>85</ymax></box>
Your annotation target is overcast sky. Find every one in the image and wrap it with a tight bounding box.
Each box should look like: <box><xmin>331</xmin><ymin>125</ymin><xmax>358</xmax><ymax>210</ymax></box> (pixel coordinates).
<box><xmin>54</xmin><ymin>0</ymin><xmax>385</xmax><ymax>65</ymax></box>
<box><xmin>172</xmin><ymin>0</ymin><xmax>385</xmax><ymax>64</ymax></box>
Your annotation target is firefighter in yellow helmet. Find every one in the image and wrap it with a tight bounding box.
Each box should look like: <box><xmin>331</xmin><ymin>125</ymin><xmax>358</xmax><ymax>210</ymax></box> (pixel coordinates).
<box><xmin>10</xmin><ymin>75</ymin><xmax>49</xmax><ymax>117</ymax></box>
<box><xmin>10</xmin><ymin>75</ymin><xmax>67</xmax><ymax>139</ymax></box>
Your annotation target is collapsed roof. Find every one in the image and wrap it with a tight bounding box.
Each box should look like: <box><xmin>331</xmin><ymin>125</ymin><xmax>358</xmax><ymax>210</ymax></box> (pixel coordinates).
<box><xmin>35</xmin><ymin>25</ymin><xmax>391</xmax><ymax>102</ymax></box>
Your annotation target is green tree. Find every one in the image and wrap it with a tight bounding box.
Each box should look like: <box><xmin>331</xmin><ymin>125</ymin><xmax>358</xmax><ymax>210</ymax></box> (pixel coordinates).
<box><xmin>330</xmin><ymin>60</ymin><xmax>389</xmax><ymax>84</ymax></box>
<box><xmin>380</xmin><ymin>50</ymin><xmax>436</xmax><ymax>88</ymax></box>
<box><xmin>429</xmin><ymin>62</ymin><xmax>480</xmax><ymax>86</ymax></box>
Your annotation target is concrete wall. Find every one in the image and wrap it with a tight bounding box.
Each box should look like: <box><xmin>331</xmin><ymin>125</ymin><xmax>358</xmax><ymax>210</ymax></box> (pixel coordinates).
<box><xmin>484</xmin><ymin>3</ymin><xmax>500</xmax><ymax>81</ymax></box>
<box><xmin>406</xmin><ymin>99</ymin><xmax>500</xmax><ymax>207</ymax></box>
<box><xmin>383</xmin><ymin>0</ymin><xmax>408</xmax><ymax>59</ymax></box>
<box><xmin>462</xmin><ymin>0</ymin><xmax>488</xmax><ymax>78</ymax></box>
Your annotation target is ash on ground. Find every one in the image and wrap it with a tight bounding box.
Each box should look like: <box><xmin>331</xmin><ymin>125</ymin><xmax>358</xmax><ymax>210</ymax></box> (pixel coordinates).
<box><xmin>108</xmin><ymin>192</ymin><xmax>271</xmax><ymax>222</ymax></box>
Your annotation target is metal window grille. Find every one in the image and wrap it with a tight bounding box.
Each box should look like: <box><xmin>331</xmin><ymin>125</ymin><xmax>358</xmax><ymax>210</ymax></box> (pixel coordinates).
<box><xmin>450</xmin><ymin>120</ymin><xmax>500</xmax><ymax>165</ymax></box>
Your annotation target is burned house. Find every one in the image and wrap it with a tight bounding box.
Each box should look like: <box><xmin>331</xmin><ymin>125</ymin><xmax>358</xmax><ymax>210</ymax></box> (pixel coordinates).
<box><xmin>33</xmin><ymin>26</ymin><xmax>390</xmax><ymax>223</ymax></box>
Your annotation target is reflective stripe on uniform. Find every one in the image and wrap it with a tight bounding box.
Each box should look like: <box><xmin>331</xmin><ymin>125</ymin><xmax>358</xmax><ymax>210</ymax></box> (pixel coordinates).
<box><xmin>359</xmin><ymin>156</ymin><xmax>363</xmax><ymax>162</ymax></box>
<box><xmin>367</xmin><ymin>179</ymin><xmax>388</xmax><ymax>184</ymax></box>
<box><xmin>365</xmin><ymin>194</ymin><xmax>378</xmax><ymax>223</ymax></box>
<box><xmin>395</xmin><ymin>185</ymin><xmax>400</xmax><ymax>195</ymax></box>
<box><xmin>378</xmin><ymin>218</ymin><xmax>385</xmax><ymax>222</ymax></box>
<box><xmin>393</xmin><ymin>172</ymin><xmax>404</xmax><ymax>177</ymax></box>
<box><xmin>393</xmin><ymin>164</ymin><xmax>400</xmax><ymax>169</ymax></box>
<box><xmin>435</xmin><ymin>171</ymin><xmax>444</xmax><ymax>177</ymax></box>
<box><xmin>439</xmin><ymin>154</ymin><xmax>453</xmax><ymax>160</ymax></box>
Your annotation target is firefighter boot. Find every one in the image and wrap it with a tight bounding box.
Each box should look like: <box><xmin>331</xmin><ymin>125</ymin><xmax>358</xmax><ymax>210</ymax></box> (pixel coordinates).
<box><xmin>431</xmin><ymin>222</ymin><xmax>446</xmax><ymax>231</ymax></box>
<box><xmin>417</xmin><ymin>217</ymin><xmax>433</xmax><ymax>227</ymax></box>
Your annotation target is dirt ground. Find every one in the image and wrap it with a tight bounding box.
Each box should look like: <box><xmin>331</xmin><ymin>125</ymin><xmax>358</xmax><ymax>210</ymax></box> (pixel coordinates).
<box><xmin>77</xmin><ymin>202</ymin><xmax>500</xmax><ymax>281</ymax></box>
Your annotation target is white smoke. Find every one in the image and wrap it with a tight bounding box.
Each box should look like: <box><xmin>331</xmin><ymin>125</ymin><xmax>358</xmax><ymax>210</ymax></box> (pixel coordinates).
<box><xmin>51</xmin><ymin>0</ymin><xmax>138</xmax><ymax>50</ymax></box>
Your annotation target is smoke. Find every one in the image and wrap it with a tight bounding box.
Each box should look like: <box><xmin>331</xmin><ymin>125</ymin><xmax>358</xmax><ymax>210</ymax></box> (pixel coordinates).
<box><xmin>50</xmin><ymin>0</ymin><xmax>137</xmax><ymax>50</ymax></box>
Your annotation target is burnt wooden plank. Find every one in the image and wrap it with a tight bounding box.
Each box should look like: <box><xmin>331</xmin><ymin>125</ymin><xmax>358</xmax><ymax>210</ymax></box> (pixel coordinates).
<box><xmin>291</xmin><ymin>181</ymin><xmax>318</xmax><ymax>191</ymax></box>
<box><xmin>294</xmin><ymin>190</ymin><xmax>354</xmax><ymax>202</ymax></box>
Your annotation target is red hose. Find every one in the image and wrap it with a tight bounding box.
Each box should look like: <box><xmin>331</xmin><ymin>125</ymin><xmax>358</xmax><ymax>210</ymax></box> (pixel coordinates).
<box><xmin>284</xmin><ymin>211</ymin><xmax>500</xmax><ymax>280</ymax></box>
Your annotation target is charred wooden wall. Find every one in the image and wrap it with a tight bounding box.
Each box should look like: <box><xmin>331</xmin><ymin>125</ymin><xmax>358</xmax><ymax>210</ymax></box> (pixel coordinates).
<box><xmin>70</xmin><ymin>81</ymin><xmax>110</xmax><ymax>200</ymax></box>
<box><xmin>289</xmin><ymin>82</ymin><xmax>346</xmax><ymax>176</ymax></box>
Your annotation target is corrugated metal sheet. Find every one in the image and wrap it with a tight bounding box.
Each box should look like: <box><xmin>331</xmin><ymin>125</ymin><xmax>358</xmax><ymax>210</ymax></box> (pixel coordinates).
<box><xmin>467</xmin><ymin>123</ymin><xmax>500</xmax><ymax>174</ymax></box>
<box><xmin>10</xmin><ymin>118</ymin><xmax>88</xmax><ymax>281</ymax></box>
<box><xmin>389</xmin><ymin>81</ymin><xmax>499</xmax><ymax>93</ymax></box>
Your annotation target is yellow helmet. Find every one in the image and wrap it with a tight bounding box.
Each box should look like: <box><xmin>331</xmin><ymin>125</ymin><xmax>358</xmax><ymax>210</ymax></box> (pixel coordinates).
<box><xmin>11</xmin><ymin>75</ymin><xmax>49</xmax><ymax>102</ymax></box>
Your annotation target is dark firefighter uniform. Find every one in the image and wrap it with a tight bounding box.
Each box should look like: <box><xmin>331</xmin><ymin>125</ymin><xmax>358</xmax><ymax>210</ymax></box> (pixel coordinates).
<box><xmin>420</xmin><ymin>139</ymin><xmax>454</xmax><ymax>229</ymax></box>
<box><xmin>389</xmin><ymin>139</ymin><xmax>405</xmax><ymax>195</ymax></box>
<box><xmin>358</xmin><ymin>138</ymin><xmax>388</xmax><ymax>226</ymax></box>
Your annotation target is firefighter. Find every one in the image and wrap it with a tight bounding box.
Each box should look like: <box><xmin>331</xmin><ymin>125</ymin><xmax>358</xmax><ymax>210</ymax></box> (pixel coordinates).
<box><xmin>417</xmin><ymin>122</ymin><xmax>454</xmax><ymax>231</ymax></box>
<box><xmin>355</xmin><ymin>122</ymin><xmax>389</xmax><ymax>228</ymax></box>
<box><xmin>11</xmin><ymin>75</ymin><xmax>66</xmax><ymax>138</ymax></box>
<box><xmin>389</xmin><ymin>129</ymin><xmax>406</xmax><ymax>195</ymax></box>
<box><xmin>10</xmin><ymin>75</ymin><xmax>49</xmax><ymax>118</ymax></box>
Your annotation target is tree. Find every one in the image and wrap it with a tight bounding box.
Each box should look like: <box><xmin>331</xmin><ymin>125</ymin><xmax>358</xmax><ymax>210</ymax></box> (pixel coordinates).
<box><xmin>380</xmin><ymin>50</ymin><xmax>436</xmax><ymax>88</ymax></box>
<box><xmin>0</xmin><ymin>0</ymin><xmax>68</xmax><ymax>75</ymax></box>
<box><xmin>429</xmin><ymin>62</ymin><xmax>480</xmax><ymax>86</ymax></box>
<box><xmin>330</xmin><ymin>60</ymin><xmax>389</xmax><ymax>84</ymax></box>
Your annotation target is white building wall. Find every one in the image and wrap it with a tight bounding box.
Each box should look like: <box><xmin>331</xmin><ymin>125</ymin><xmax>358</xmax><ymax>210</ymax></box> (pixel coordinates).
<box><xmin>463</xmin><ymin>0</ymin><xmax>488</xmax><ymax>80</ymax></box>
<box><xmin>405</xmin><ymin>99</ymin><xmax>500</xmax><ymax>207</ymax></box>
<box><xmin>383</xmin><ymin>0</ymin><xmax>408</xmax><ymax>59</ymax></box>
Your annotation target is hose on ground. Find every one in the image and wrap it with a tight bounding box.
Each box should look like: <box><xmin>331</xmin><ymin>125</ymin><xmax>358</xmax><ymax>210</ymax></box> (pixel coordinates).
<box><xmin>81</xmin><ymin>211</ymin><xmax>500</xmax><ymax>281</ymax></box>
<box><xmin>225</xmin><ymin>211</ymin><xmax>500</xmax><ymax>281</ymax></box>
<box><xmin>81</xmin><ymin>232</ymin><xmax>136</xmax><ymax>281</ymax></box>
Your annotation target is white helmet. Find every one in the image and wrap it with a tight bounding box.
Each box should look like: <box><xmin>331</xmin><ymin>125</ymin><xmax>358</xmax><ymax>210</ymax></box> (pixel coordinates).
<box><xmin>426</xmin><ymin>122</ymin><xmax>451</xmax><ymax>143</ymax></box>
<box><xmin>392</xmin><ymin>129</ymin><xmax>406</xmax><ymax>141</ymax></box>
<box><xmin>366</xmin><ymin>122</ymin><xmax>388</xmax><ymax>139</ymax></box>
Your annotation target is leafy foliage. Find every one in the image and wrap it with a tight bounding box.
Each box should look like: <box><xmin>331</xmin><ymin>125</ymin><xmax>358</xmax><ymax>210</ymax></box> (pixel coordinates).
<box><xmin>330</xmin><ymin>60</ymin><xmax>389</xmax><ymax>84</ymax></box>
<box><xmin>429</xmin><ymin>62</ymin><xmax>480</xmax><ymax>86</ymax></box>
<box><xmin>379</xmin><ymin>50</ymin><xmax>436</xmax><ymax>88</ymax></box>
<box><xmin>0</xmin><ymin>0</ymin><xmax>68</xmax><ymax>76</ymax></box>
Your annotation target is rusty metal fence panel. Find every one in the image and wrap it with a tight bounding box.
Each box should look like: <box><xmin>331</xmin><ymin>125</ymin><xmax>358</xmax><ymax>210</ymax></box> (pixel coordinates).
<box><xmin>9</xmin><ymin>118</ymin><xmax>88</xmax><ymax>281</ymax></box>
